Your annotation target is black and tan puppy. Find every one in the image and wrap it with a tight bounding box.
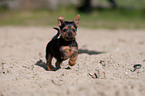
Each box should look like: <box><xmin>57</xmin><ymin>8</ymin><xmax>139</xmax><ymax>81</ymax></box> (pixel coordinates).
<box><xmin>45</xmin><ymin>15</ymin><xmax>80</xmax><ymax>71</ymax></box>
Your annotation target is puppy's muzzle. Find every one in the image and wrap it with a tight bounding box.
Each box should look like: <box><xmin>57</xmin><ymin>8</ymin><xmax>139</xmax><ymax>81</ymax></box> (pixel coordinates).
<box><xmin>68</xmin><ymin>31</ymin><xmax>72</xmax><ymax>36</ymax></box>
<box><xmin>63</xmin><ymin>31</ymin><xmax>74</xmax><ymax>41</ymax></box>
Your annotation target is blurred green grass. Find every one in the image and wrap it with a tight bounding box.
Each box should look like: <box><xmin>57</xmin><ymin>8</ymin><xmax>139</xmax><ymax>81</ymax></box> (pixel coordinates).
<box><xmin>0</xmin><ymin>5</ymin><xmax>145</xmax><ymax>29</ymax></box>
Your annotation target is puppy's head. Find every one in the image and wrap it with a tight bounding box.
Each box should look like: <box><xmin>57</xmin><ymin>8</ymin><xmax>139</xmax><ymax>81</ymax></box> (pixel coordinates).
<box><xmin>57</xmin><ymin>15</ymin><xmax>80</xmax><ymax>41</ymax></box>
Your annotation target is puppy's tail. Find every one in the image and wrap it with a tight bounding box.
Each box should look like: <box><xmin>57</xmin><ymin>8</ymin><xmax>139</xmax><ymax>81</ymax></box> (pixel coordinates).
<box><xmin>52</xmin><ymin>27</ymin><xmax>60</xmax><ymax>40</ymax></box>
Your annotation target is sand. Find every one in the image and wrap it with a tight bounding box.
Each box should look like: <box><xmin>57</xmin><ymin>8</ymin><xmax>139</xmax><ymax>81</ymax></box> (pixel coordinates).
<box><xmin>0</xmin><ymin>26</ymin><xmax>145</xmax><ymax>96</ymax></box>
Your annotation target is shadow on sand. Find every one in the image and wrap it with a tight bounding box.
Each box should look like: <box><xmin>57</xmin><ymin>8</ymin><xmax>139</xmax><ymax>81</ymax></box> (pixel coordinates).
<box><xmin>78</xmin><ymin>49</ymin><xmax>105</xmax><ymax>55</ymax></box>
<box><xmin>35</xmin><ymin>59</ymin><xmax>49</xmax><ymax>71</ymax></box>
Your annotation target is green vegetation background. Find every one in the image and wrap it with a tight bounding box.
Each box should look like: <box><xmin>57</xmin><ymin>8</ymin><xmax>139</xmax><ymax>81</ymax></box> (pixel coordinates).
<box><xmin>0</xmin><ymin>0</ymin><xmax>145</xmax><ymax>29</ymax></box>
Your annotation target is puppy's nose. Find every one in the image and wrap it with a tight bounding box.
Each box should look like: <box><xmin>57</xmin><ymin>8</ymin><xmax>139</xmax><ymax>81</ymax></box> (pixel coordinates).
<box><xmin>68</xmin><ymin>32</ymin><xmax>72</xmax><ymax>36</ymax></box>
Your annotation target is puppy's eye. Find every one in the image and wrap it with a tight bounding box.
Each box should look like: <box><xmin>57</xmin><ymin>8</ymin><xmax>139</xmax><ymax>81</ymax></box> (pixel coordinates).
<box><xmin>72</xmin><ymin>29</ymin><xmax>76</xmax><ymax>32</ymax></box>
<box><xmin>63</xmin><ymin>29</ymin><xmax>67</xmax><ymax>32</ymax></box>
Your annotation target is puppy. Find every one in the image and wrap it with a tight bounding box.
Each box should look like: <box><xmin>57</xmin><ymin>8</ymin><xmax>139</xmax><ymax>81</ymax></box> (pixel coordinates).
<box><xmin>45</xmin><ymin>15</ymin><xmax>80</xmax><ymax>71</ymax></box>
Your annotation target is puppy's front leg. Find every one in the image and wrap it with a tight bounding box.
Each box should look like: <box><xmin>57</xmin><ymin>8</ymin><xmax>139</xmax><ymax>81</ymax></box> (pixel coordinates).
<box><xmin>69</xmin><ymin>53</ymin><xmax>78</xmax><ymax>66</ymax></box>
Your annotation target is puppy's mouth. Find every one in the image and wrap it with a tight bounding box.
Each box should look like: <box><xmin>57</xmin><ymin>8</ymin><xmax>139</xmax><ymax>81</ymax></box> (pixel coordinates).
<box><xmin>64</xmin><ymin>36</ymin><xmax>74</xmax><ymax>41</ymax></box>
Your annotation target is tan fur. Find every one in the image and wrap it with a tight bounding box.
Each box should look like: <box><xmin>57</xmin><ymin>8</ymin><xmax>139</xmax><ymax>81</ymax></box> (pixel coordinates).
<box><xmin>60</xmin><ymin>46</ymin><xmax>78</xmax><ymax>60</ymax></box>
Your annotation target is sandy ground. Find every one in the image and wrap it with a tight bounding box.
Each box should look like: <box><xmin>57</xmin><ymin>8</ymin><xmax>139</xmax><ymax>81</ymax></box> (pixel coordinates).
<box><xmin>0</xmin><ymin>26</ymin><xmax>145</xmax><ymax>96</ymax></box>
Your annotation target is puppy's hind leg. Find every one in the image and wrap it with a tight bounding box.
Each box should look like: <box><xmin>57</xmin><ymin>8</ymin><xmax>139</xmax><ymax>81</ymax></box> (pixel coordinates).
<box><xmin>55</xmin><ymin>60</ymin><xmax>62</xmax><ymax>70</ymax></box>
<box><xmin>46</xmin><ymin>54</ymin><xmax>53</xmax><ymax>71</ymax></box>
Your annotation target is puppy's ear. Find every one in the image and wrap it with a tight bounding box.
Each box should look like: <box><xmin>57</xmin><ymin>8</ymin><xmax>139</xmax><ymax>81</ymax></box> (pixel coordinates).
<box><xmin>58</xmin><ymin>16</ymin><xmax>64</xmax><ymax>27</ymax></box>
<box><xmin>74</xmin><ymin>15</ymin><xmax>80</xmax><ymax>27</ymax></box>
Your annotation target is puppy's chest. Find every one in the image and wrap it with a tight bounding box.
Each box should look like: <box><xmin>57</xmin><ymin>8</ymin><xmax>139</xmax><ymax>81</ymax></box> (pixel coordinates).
<box><xmin>60</xmin><ymin>46</ymin><xmax>78</xmax><ymax>59</ymax></box>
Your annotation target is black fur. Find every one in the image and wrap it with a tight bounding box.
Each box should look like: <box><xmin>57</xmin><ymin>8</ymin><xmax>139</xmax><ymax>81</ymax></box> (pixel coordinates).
<box><xmin>46</xmin><ymin>36</ymin><xmax>78</xmax><ymax>62</ymax></box>
<box><xmin>45</xmin><ymin>15</ymin><xmax>80</xmax><ymax>71</ymax></box>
